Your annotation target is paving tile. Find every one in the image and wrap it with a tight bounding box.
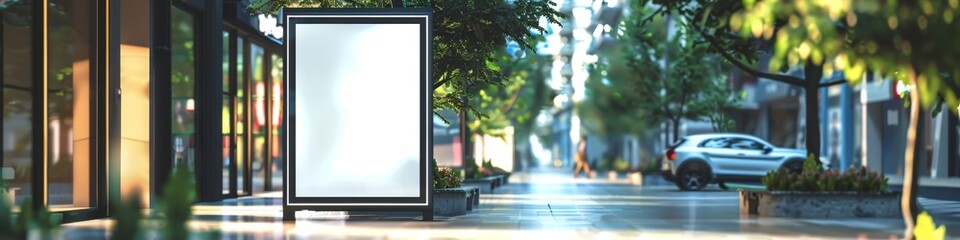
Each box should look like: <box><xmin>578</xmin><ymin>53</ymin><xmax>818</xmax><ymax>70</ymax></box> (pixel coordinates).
<box><xmin>58</xmin><ymin>168</ymin><xmax>960</xmax><ymax>239</ymax></box>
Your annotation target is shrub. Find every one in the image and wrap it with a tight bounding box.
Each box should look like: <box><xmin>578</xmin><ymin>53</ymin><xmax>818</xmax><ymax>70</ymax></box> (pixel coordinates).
<box><xmin>463</xmin><ymin>158</ymin><xmax>483</xmax><ymax>179</ymax></box>
<box><xmin>639</xmin><ymin>159</ymin><xmax>660</xmax><ymax>174</ymax></box>
<box><xmin>471</xmin><ymin>159</ymin><xmax>508</xmax><ymax>177</ymax></box>
<box><xmin>594</xmin><ymin>158</ymin><xmax>611</xmax><ymax>171</ymax></box>
<box><xmin>612</xmin><ymin>157</ymin><xmax>631</xmax><ymax>172</ymax></box>
<box><xmin>0</xmin><ymin>180</ymin><xmax>60</xmax><ymax>240</ymax></box>
<box><xmin>762</xmin><ymin>154</ymin><xmax>888</xmax><ymax>193</ymax></box>
<box><xmin>434</xmin><ymin>167</ymin><xmax>463</xmax><ymax>189</ymax></box>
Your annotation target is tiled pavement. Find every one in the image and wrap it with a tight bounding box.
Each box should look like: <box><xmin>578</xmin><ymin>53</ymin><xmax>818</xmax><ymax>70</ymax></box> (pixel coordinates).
<box><xmin>62</xmin><ymin>168</ymin><xmax>960</xmax><ymax>239</ymax></box>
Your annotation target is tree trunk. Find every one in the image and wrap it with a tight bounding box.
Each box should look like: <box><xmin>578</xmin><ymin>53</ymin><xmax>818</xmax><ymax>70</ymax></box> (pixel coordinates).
<box><xmin>902</xmin><ymin>73</ymin><xmax>922</xmax><ymax>240</ymax></box>
<box><xmin>480</xmin><ymin>134</ymin><xmax>486</xmax><ymax>162</ymax></box>
<box><xmin>804</xmin><ymin>62</ymin><xmax>823</xmax><ymax>160</ymax></box>
<box><xmin>672</xmin><ymin>118</ymin><xmax>681</xmax><ymax>143</ymax></box>
<box><xmin>662</xmin><ymin>122</ymin><xmax>670</xmax><ymax>149</ymax></box>
<box><xmin>460</xmin><ymin>109</ymin><xmax>472</xmax><ymax>166</ymax></box>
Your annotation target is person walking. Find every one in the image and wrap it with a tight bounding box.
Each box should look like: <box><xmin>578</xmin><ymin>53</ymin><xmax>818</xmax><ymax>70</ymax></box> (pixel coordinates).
<box><xmin>574</xmin><ymin>135</ymin><xmax>592</xmax><ymax>178</ymax></box>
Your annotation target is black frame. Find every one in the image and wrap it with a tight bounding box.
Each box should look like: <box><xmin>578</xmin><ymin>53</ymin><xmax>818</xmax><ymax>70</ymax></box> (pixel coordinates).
<box><xmin>153</xmin><ymin>0</ymin><xmax>224</xmax><ymax>203</ymax></box>
<box><xmin>282</xmin><ymin>8</ymin><xmax>433</xmax><ymax>220</ymax></box>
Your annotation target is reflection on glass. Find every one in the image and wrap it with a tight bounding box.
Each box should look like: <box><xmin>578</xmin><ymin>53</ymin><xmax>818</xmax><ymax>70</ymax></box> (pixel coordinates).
<box><xmin>222</xmin><ymin>31</ymin><xmax>231</xmax><ymax>195</ymax></box>
<box><xmin>222</xmin><ymin>95</ymin><xmax>231</xmax><ymax>195</ymax></box>
<box><xmin>2</xmin><ymin>0</ymin><xmax>35</xmax><ymax>208</ymax></box>
<box><xmin>236</xmin><ymin>37</ymin><xmax>247</xmax><ymax>195</ymax></box>
<box><xmin>46</xmin><ymin>0</ymin><xmax>94</xmax><ymax>210</ymax></box>
<box><xmin>251</xmin><ymin>43</ymin><xmax>266</xmax><ymax>192</ymax></box>
<box><xmin>171</xmin><ymin>7</ymin><xmax>196</xmax><ymax>172</ymax></box>
<box><xmin>270</xmin><ymin>54</ymin><xmax>284</xmax><ymax>191</ymax></box>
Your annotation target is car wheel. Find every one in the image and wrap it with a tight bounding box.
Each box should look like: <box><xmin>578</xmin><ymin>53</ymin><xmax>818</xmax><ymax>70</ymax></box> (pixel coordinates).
<box><xmin>785</xmin><ymin>161</ymin><xmax>803</xmax><ymax>174</ymax></box>
<box><xmin>676</xmin><ymin>163</ymin><xmax>709</xmax><ymax>191</ymax></box>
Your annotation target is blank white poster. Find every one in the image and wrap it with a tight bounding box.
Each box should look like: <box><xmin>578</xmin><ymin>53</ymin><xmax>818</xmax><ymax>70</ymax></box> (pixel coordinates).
<box><xmin>294</xmin><ymin>23</ymin><xmax>422</xmax><ymax>198</ymax></box>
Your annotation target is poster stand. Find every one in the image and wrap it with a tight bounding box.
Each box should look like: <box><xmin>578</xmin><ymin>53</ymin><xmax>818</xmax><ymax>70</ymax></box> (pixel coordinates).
<box><xmin>283</xmin><ymin>8</ymin><xmax>433</xmax><ymax>221</ymax></box>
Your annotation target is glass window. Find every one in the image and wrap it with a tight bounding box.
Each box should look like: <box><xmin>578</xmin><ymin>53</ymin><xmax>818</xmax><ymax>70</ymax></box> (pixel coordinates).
<box><xmin>699</xmin><ymin>138</ymin><xmax>728</xmax><ymax>148</ymax></box>
<box><xmin>171</xmin><ymin>7</ymin><xmax>196</xmax><ymax>171</ymax></box>
<box><xmin>236</xmin><ymin>37</ymin><xmax>246</xmax><ymax>195</ymax></box>
<box><xmin>250</xmin><ymin>43</ymin><xmax>266</xmax><ymax>192</ymax></box>
<box><xmin>46</xmin><ymin>0</ymin><xmax>95</xmax><ymax>210</ymax></box>
<box><xmin>2</xmin><ymin>0</ymin><xmax>35</xmax><ymax>208</ymax></box>
<box><xmin>728</xmin><ymin>138</ymin><xmax>766</xmax><ymax>150</ymax></box>
<box><xmin>222</xmin><ymin>31</ymin><xmax>231</xmax><ymax>195</ymax></box>
<box><xmin>269</xmin><ymin>54</ymin><xmax>283</xmax><ymax>191</ymax></box>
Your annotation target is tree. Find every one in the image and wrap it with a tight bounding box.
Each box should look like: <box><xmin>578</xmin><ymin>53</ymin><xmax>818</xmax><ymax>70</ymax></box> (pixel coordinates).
<box><xmin>733</xmin><ymin>1</ymin><xmax>960</xmax><ymax>238</ymax></box>
<box><xmin>467</xmin><ymin>47</ymin><xmax>552</xmax><ymax>165</ymax></box>
<box><xmin>619</xmin><ymin>5</ymin><xmax>722</xmax><ymax>143</ymax></box>
<box><xmin>692</xmin><ymin>73</ymin><xmax>744</xmax><ymax>132</ymax></box>
<box><xmin>580</xmin><ymin>57</ymin><xmax>648</xmax><ymax>138</ymax></box>
<box><xmin>634</xmin><ymin>0</ymin><xmax>846</xmax><ymax>160</ymax></box>
<box><xmin>248</xmin><ymin>0</ymin><xmax>563</xmax><ymax>122</ymax></box>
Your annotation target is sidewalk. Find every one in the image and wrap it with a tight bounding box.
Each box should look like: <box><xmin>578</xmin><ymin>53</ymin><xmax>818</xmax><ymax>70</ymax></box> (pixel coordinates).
<box><xmin>59</xmin><ymin>167</ymin><xmax>960</xmax><ymax>239</ymax></box>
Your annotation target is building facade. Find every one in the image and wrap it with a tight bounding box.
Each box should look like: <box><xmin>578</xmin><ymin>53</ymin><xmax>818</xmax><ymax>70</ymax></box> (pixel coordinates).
<box><xmin>0</xmin><ymin>0</ymin><xmax>285</xmax><ymax>222</ymax></box>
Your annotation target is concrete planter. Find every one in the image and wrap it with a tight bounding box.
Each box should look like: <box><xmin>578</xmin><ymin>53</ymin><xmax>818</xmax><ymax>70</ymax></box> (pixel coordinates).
<box><xmin>433</xmin><ymin>188</ymin><xmax>474</xmax><ymax>216</ymax></box>
<box><xmin>740</xmin><ymin>190</ymin><xmax>900</xmax><ymax>218</ymax></box>
<box><xmin>628</xmin><ymin>172</ymin><xmax>643</xmax><ymax>185</ymax></box>
<box><xmin>607</xmin><ymin>171</ymin><xmax>618</xmax><ymax>181</ymax></box>
<box><xmin>462</xmin><ymin>178</ymin><xmax>495</xmax><ymax>193</ymax></box>
<box><xmin>487</xmin><ymin>176</ymin><xmax>502</xmax><ymax>187</ymax></box>
<box><xmin>461</xmin><ymin>186</ymin><xmax>480</xmax><ymax>211</ymax></box>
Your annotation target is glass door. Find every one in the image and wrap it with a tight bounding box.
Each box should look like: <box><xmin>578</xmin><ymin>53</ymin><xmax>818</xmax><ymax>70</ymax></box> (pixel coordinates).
<box><xmin>170</xmin><ymin>6</ymin><xmax>197</xmax><ymax>173</ymax></box>
<box><xmin>222</xmin><ymin>31</ymin><xmax>253</xmax><ymax>197</ymax></box>
<box><xmin>2</xmin><ymin>0</ymin><xmax>37</xmax><ymax>210</ymax></box>
<box><xmin>2</xmin><ymin>0</ymin><xmax>108</xmax><ymax>222</ymax></box>
<box><xmin>268</xmin><ymin>53</ymin><xmax>284</xmax><ymax>191</ymax></box>
<box><xmin>46</xmin><ymin>0</ymin><xmax>97</xmax><ymax>212</ymax></box>
<box><xmin>236</xmin><ymin>37</ymin><xmax>249</xmax><ymax>195</ymax></box>
<box><xmin>250</xmin><ymin>43</ymin><xmax>267</xmax><ymax>193</ymax></box>
<box><xmin>222</xmin><ymin>30</ymin><xmax>233</xmax><ymax>196</ymax></box>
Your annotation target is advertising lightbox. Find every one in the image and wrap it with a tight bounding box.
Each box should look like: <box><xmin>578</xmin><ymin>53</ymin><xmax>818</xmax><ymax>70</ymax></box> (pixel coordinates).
<box><xmin>283</xmin><ymin>8</ymin><xmax>432</xmax><ymax>220</ymax></box>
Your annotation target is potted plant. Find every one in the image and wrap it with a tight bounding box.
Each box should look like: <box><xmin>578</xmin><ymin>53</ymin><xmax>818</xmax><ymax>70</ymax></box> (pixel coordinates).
<box><xmin>433</xmin><ymin>160</ymin><xmax>472</xmax><ymax>216</ymax></box>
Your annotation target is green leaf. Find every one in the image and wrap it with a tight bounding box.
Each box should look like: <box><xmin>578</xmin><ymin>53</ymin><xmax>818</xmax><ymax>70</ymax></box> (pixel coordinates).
<box><xmin>931</xmin><ymin>95</ymin><xmax>945</xmax><ymax>118</ymax></box>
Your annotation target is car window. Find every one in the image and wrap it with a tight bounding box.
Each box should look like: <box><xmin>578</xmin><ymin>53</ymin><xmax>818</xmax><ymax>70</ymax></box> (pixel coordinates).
<box><xmin>727</xmin><ymin>138</ymin><xmax>765</xmax><ymax>150</ymax></box>
<box><xmin>698</xmin><ymin>138</ymin><xmax>728</xmax><ymax>148</ymax></box>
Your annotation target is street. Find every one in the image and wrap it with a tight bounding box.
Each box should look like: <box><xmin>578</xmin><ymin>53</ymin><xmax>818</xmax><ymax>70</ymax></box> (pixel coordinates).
<box><xmin>60</xmin><ymin>167</ymin><xmax>960</xmax><ymax>239</ymax></box>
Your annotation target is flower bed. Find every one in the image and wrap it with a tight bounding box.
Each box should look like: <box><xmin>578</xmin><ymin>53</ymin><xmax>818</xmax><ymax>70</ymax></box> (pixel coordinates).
<box><xmin>740</xmin><ymin>154</ymin><xmax>898</xmax><ymax>218</ymax></box>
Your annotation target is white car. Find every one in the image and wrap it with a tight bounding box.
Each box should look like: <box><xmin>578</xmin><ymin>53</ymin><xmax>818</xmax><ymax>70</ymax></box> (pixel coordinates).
<box><xmin>661</xmin><ymin>133</ymin><xmax>829</xmax><ymax>191</ymax></box>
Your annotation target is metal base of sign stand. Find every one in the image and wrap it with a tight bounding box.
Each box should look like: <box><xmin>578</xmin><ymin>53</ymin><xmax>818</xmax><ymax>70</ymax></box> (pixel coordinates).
<box><xmin>280</xmin><ymin>207</ymin><xmax>434</xmax><ymax>221</ymax></box>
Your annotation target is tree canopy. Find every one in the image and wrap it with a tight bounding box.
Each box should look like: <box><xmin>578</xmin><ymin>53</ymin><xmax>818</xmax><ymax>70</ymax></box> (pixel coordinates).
<box><xmin>614</xmin><ymin>3</ymin><xmax>733</xmax><ymax>142</ymax></box>
<box><xmin>734</xmin><ymin>0</ymin><xmax>960</xmax><ymax>110</ymax></box>
<box><xmin>468</xmin><ymin>48</ymin><xmax>551</xmax><ymax>139</ymax></box>
<box><xmin>247</xmin><ymin>0</ymin><xmax>564</xmax><ymax>120</ymax></box>
<box><xmin>731</xmin><ymin>1</ymin><xmax>960</xmax><ymax>238</ymax></box>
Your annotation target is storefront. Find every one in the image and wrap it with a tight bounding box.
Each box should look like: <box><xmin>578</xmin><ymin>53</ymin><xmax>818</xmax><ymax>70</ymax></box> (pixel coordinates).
<box><xmin>0</xmin><ymin>0</ymin><xmax>285</xmax><ymax>222</ymax></box>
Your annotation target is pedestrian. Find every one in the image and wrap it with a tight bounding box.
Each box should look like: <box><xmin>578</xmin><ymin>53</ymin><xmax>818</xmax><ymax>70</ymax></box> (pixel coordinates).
<box><xmin>574</xmin><ymin>135</ymin><xmax>592</xmax><ymax>178</ymax></box>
